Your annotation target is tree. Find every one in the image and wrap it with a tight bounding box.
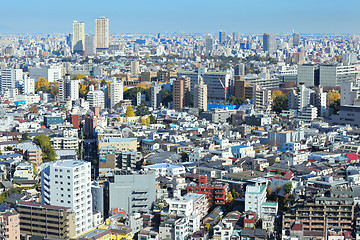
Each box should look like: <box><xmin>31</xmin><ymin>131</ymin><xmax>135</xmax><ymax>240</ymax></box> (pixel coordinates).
<box><xmin>146</xmin><ymin>117</ymin><xmax>150</xmax><ymax>126</ymax></box>
<box><xmin>266</xmin><ymin>185</ymin><xmax>272</xmax><ymax>196</ymax></box>
<box><xmin>100</xmin><ymin>79</ymin><xmax>107</xmax><ymax>87</ymax></box>
<box><xmin>79</xmin><ymin>84</ymin><xmax>88</xmax><ymax>97</ymax></box>
<box><xmin>273</xmin><ymin>96</ymin><xmax>288</xmax><ymax>113</ymax></box>
<box><xmin>141</xmin><ymin>117</ymin><xmax>147</xmax><ymax>125</ymax></box>
<box><xmin>33</xmin><ymin>134</ymin><xmax>56</xmax><ymax>162</ymax></box>
<box><xmin>272</xmin><ymin>90</ymin><xmax>285</xmax><ymax>100</ymax></box>
<box><xmin>160</xmin><ymin>89</ymin><xmax>172</xmax><ymax>107</ymax></box>
<box><xmin>283</xmin><ymin>182</ymin><xmax>292</xmax><ymax>194</ymax></box>
<box><xmin>228</xmin><ymin>95</ymin><xmax>246</xmax><ymax>105</ymax></box>
<box><xmin>123</xmin><ymin>87</ymin><xmax>149</xmax><ymax>104</ymax></box>
<box><xmin>329</xmin><ymin>99</ymin><xmax>340</xmax><ymax>114</ymax></box>
<box><xmin>136</xmin><ymin>101</ymin><xmax>150</xmax><ymax>116</ymax></box>
<box><xmin>123</xmin><ymin>86</ymin><xmax>129</xmax><ymax>92</ymax></box>
<box><xmin>125</xmin><ymin>106</ymin><xmax>135</xmax><ymax>117</ymax></box>
<box><xmin>75</xmin><ymin>73</ymin><xmax>86</xmax><ymax>80</ymax></box>
<box><xmin>29</xmin><ymin>105</ymin><xmax>38</xmax><ymax>113</ymax></box>
<box><xmin>36</xmin><ymin>77</ymin><xmax>49</xmax><ymax>92</ymax></box>
<box><xmin>149</xmin><ymin>115</ymin><xmax>156</xmax><ymax>124</ymax></box>
<box><xmin>275</xmin><ymin>169</ymin><xmax>281</xmax><ymax>175</ymax></box>
<box><xmin>21</xmin><ymin>132</ymin><xmax>30</xmax><ymax>142</ymax></box>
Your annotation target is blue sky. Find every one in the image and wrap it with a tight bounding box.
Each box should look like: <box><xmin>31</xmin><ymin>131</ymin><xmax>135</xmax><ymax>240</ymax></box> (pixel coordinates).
<box><xmin>0</xmin><ymin>0</ymin><xmax>359</xmax><ymax>34</ymax></box>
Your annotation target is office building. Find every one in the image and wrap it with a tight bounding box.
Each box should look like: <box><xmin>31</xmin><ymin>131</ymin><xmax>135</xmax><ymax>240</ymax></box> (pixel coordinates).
<box><xmin>263</xmin><ymin>33</ymin><xmax>276</xmax><ymax>54</ymax></box>
<box><xmin>87</xmin><ymin>85</ymin><xmax>105</xmax><ymax>109</ymax></box>
<box><xmin>297</xmin><ymin>64</ymin><xmax>319</xmax><ymax>87</ymax></box>
<box><xmin>173</xmin><ymin>77</ymin><xmax>190</xmax><ymax>110</ymax></box>
<box><xmin>205</xmin><ymin>34</ymin><xmax>213</xmax><ymax>56</ymax></box>
<box><xmin>59</xmin><ymin>75</ymin><xmax>80</xmax><ymax>102</ymax></box>
<box><xmin>343</xmin><ymin>53</ymin><xmax>358</xmax><ymax>65</ymax></box>
<box><xmin>150</xmin><ymin>84</ymin><xmax>162</xmax><ymax>109</ymax></box>
<box><xmin>29</xmin><ymin>65</ymin><xmax>62</xmax><ymax>83</ymax></box>
<box><xmin>234</xmin><ymin>77</ymin><xmax>253</xmax><ymax>100</ymax></box>
<box><xmin>100</xmin><ymin>170</ymin><xmax>156</xmax><ymax>217</ymax></box>
<box><xmin>17</xmin><ymin>201</ymin><xmax>76</xmax><ymax>239</ymax></box>
<box><xmin>233</xmin><ymin>32</ymin><xmax>240</xmax><ymax>42</ymax></box>
<box><xmin>0</xmin><ymin>69</ymin><xmax>23</xmax><ymax>91</ymax></box>
<box><xmin>85</xmin><ymin>35</ymin><xmax>94</xmax><ymax>55</ymax></box>
<box><xmin>194</xmin><ymin>77</ymin><xmax>208</xmax><ymax>112</ymax></box>
<box><xmin>319</xmin><ymin>64</ymin><xmax>357</xmax><ymax>86</ymax></box>
<box><xmin>41</xmin><ymin>160</ymin><xmax>93</xmax><ymax>235</ymax></box>
<box><xmin>130</xmin><ymin>61</ymin><xmax>140</xmax><ymax>77</ymax></box>
<box><xmin>110</xmin><ymin>78</ymin><xmax>123</xmax><ymax>108</ymax></box>
<box><xmin>219</xmin><ymin>30</ymin><xmax>226</xmax><ymax>45</ymax></box>
<box><xmin>72</xmin><ymin>21</ymin><xmax>85</xmax><ymax>53</ymax></box>
<box><xmin>293</xmin><ymin>33</ymin><xmax>300</xmax><ymax>46</ymax></box>
<box><xmin>234</xmin><ymin>63</ymin><xmax>245</xmax><ymax>76</ymax></box>
<box><xmin>95</xmin><ymin>17</ymin><xmax>109</xmax><ymax>51</ymax></box>
<box><xmin>253</xmin><ymin>85</ymin><xmax>272</xmax><ymax>112</ymax></box>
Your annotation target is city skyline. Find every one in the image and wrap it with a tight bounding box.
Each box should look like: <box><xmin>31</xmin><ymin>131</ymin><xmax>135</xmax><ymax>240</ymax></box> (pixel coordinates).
<box><xmin>0</xmin><ymin>0</ymin><xmax>360</xmax><ymax>34</ymax></box>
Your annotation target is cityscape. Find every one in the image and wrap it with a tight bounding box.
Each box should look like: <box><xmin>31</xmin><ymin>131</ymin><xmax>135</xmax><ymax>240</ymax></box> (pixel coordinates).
<box><xmin>1</xmin><ymin>2</ymin><xmax>360</xmax><ymax>240</ymax></box>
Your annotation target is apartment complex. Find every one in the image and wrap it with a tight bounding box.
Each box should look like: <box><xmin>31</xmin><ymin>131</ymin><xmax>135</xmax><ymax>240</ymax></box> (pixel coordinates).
<box><xmin>110</xmin><ymin>78</ymin><xmax>123</xmax><ymax>108</ymax></box>
<box><xmin>17</xmin><ymin>201</ymin><xmax>76</xmax><ymax>239</ymax></box>
<box><xmin>72</xmin><ymin>21</ymin><xmax>85</xmax><ymax>53</ymax></box>
<box><xmin>172</xmin><ymin>77</ymin><xmax>190</xmax><ymax>110</ymax></box>
<box><xmin>41</xmin><ymin>160</ymin><xmax>93</xmax><ymax>235</ymax></box>
<box><xmin>0</xmin><ymin>209</ymin><xmax>19</xmax><ymax>240</ymax></box>
<box><xmin>194</xmin><ymin>78</ymin><xmax>208</xmax><ymax>112</ymax></box>
<box><xmin>95</xmin><ymin>17</ymin><xmax>109</xmax><ymax>51</ymax></box>
<box><xmin>13</xmin><ymin>141</ymin><xmax>42</xmax><ymax>166</ymax></box>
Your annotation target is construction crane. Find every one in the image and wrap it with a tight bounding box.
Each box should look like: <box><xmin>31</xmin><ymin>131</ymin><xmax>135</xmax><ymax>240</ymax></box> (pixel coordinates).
<box><xmin>217</xmin><ymin>76</ymin><xmax>227</xmax><ymax>104</ymax></box>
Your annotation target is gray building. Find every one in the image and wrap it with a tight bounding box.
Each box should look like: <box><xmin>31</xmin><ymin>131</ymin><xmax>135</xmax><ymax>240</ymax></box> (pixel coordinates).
<box><xmin>104</xmin><ymin>170</ymin><xmax>156</xmax><ymax>217</ymax></box>
<box><xmin>150</xmin><ymin>84</ymin><xmax>162</xmax><ymax>109</ymax></box>
<box><xmin>117</xmin><ymin>151</ymin><xmax>142</xmax><ymax>170</ymax></box>
<box><xmin>293</xmin><ymin>33</ymin><xmax>300</xmax><ymax>46</ymax></box>
<box><xmin>200</xmin><ymin>109</ymin><xmax>236</xmax><ymax>123</ymax></box>
<box><xmin>263</xmin><ymin>33</ymin><xmax>276</xmax><ymax>54</ymax></box>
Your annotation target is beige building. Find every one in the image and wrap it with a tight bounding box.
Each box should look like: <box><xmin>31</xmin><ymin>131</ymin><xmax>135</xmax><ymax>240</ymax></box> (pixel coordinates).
<box><xmin>0</xmin><ymin>209</ymin><xmax>20</xmax><ymax>240</ymax></box>
<box><xmin>173</xmin><ymin>77</ymin><xmax>190</xmax><ymax>110</ymax></box>
<box><xmin>98</xmin><ymin>137</ymin><xmax>137</xmax><ymax>152</ymax></box>
<box><xmin>194</xmin><ymin>78</ymin><xmax>208</xmax><ymax>112</ymax></box>
<box><xmin>17</xmin><ymin>201</ymin><xmax>76</xmax><ymax>239</ymax></box>
<box><xmin>72</xmin><ymin>21</ymin><xmax>85</xmax><ymax>53</ymax></box>
<box><xmin>95</xmin><ymin>17</ymin><xmax>109</xmax><ymax>51</ymax></box>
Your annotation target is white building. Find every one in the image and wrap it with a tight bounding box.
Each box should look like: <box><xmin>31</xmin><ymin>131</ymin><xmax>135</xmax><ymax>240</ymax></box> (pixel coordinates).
<box><xmin>41</xmin><ymin>160</ymin><xmax>93</xmax><ymax>235</ymax></box>
<box><xmin>87</xmin><ymin>85</ymin><xmax>105</xmax><ymax>109</ymax></box>
<box><xmin>23</xmin><ymin>76</ymin><xmax>35</xmax><ymax>94</ymax></box>
<box><xmin>110</xmin><ymin>78</ymin><xmax>123</xmax><ymax>108</ymax></box>
<box><xmin>29</xmin><ymin>65</ymin><xmax>62</xmax><ymax>83</ymax></box>
<box><xmin>319</xmin><ymin>64</ymin><xmax>357</xmax><ymax>87</ymax></box>
<box><xmin>144</xmin><ymin>163</ymin><xmax>186</xmax><ymax>178</ymax></box>
<box><xmin>59</xmin><ymin>75</ymin><xmax>79</xmax><ymax>102</ymax></box>
<box><xmin>174</xmin><ymin>213</ymin><xmax>201</xmax><ymax>240</ymax></box>
<box><xmin>0</xmin><ymin>69</ymin><xmax>23</xmax><ymax>91</ymax></box>
<box><xmin>245</xmin><ymin>185</ymin><xmax>267</xmax><ymax>217</ymax></box>
<box><xmin>130</xmin><ymin>61</ymin><xmax>140</xmax><ymax>77</ymax></box>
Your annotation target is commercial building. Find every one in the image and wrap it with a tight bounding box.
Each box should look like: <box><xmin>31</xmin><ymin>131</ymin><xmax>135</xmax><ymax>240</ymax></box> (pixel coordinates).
<box><xmin>41</xmin><ymin>160</ymin><xmax>93</xmax><ymax>235</ymax></box>
<box><xmin>205</xmin><ymin>34</ymin><xmax>213</xmax><ymax>56</ymax></box>
<box><xmin>245</xmin><ymin>185</ymin><xmax>267</xmax><ymax>217</ymax></box>
<box><xmin>29</xmin><ymin>65</ymin><xmax>62</xmax><ymax>83</ymax></box>
<box><xmin>72</xmin><ymin>21</ymin><xmax>85</xmax><ymax>53</ymax></box>
<box><xmin>95</xmin><ymin>17</ymin><xmax>109</xmax><ymax>52</ymax></box>
<box><xmin>110</xmin><ymin>78</ymin><xmax>123</xmax><ymax>108</ymax></box>
<box><xmin>1</xmin><ymin>69</ymin><xmax>23</xmax><ymax>91</ymax></box>
<box><xmin>293</xmin><ymin>33</ymin><xmax>300</xmax><ymax>46</ymax></box>
<box><xmin>17</xmin><ymin>201</ymin><xmax>76</xmax><ymax>239</ymax></box>
<box><xmin>319</xmin><ymin>64</ymin><xmax>357</xmax><ymax>86</ymax></box>
<box><xmin>173</xmin><ymin>77</ymin><xmax>190</xmax><ymax>110</ymax></box>
<box><xmin>219</xmin><ymin>30</ymin><xmax>226</xmax><ymax>45</ymax></box>
<box><xmin>99</xmin><ymin>170</ymin><xmax>156</xmax><ymax>217</ymax></box>
<box><xmin>263</xmin><ymin>33</ymin><xmax>276</xmax><ymax>54</ymax></box>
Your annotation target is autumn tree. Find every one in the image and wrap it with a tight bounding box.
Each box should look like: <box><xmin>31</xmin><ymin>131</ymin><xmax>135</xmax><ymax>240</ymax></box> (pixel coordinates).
<box><xmin>273</xmin><ymin>96</ymin><xmax>288</xmax><ymax>113</ymax></box>
<box><xmin>29</xmin><ymin>105</ymin><xmax>38</xmax><ymax>113</ymax></box>
<box><xmin>125</xmin><ymin>106</ymin><xmax>135</xmax><ymax>117</ymax></box>
<box><xmin>272</xmin><ymin>90</ymin><xmax>285</xmax><ymax>100</ymax></box>
<box><xmin>327</xmin><ymin>90</ymin><xmax>340</xmax><ymax>104</ymax></box>
<box><xmin>146</xmin><ymin>117</ymin><xmax>150</xmax><ymax>126</ymax></box>
<box><xmin>75</xmin><ymin>73</ymin><xmax>86</xmax><ymax>80</ymax></box>
<box><xmin>36</xmin><ymin>77</ymin><xmax>49</xmax><ymax>92</ymax></box>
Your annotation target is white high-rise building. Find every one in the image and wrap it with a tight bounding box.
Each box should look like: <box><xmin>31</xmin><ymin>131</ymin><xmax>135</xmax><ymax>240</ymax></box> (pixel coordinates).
<box><xmin>194</xmin><ymin>77</ymin><xmax>208</xmax><ymax>112</ymax></box>
<box><xmin>29</xmin><ymin>65</ymin><xmax>62</xmax><ymax>83</ymax></box>
<box><xmin>130</xmin><ymin>61</ymin><xmax>140</xmax><ymax>77</ymax></box>
<box><xmin>245</xmin><ymin>185</ymin><xmax>267</xmax><ymax>217</ymax></box>
<box><xmin>59</xmin><ymin>75</ymin><xmax>79</xmax><ymax>102</ymax></box>
<box><xmin>0</xmin><ymin>69</ymin><xmax>23</xmax><ymax>91</ymax></box>
<box><xmin>110</xmin><ymin>77</ymin><xmax>123</xmax><ymax>108</ymax></box>
<box><xmin>87</xmin><ymin>85</ymin><xmax>105</xmax><ymax>109</ymax></box>
<box><xmin>73</xmin><ymin>21</ymin><xmax>85</xmax><ymax>53</ymax></box>
<box><xmin>41</xmin><ymin>160</ymin><xmax>93</xmax><ymax>235</ymax></box>
<box><xmin>23</xmin><ymin>75</ymin><xmax>35</xmax><ymax>95</ymax></box>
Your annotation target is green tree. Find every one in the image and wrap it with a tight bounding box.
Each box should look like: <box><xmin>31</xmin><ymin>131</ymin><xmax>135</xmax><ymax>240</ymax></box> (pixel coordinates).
<box><xmin>160</xmin><ymin>89</ymin><xmax>172</xmax><ymax>107</ymax></box>
<box><xmin>275</xmin><ymin>169</ymin><xmax>281</xmax><ymax>175</ymax></box>
<box><xmin>329</xmin><ymin>99</ymin><xmax>340</xmax><ymax>114</ymax></box>
<box><xmin>273</xmin><ymin>95</ymin><xmax>288</xmax><ymax>113</ymax></box>
<box><xmin>283</xmin><ymin>182</ymin><xmax>293</xmax><ymax>194</ymax></box>
<box><xmin>149</xmin><ymin>115</ymin><xmax>156</xmax><ymax>124</ymax></box>
<box><xmin>100</xmin><ymin>79</ymin><xmax>107</xmax><ymax>87</ymax></box>
<box><xmin>136</xmin><ymin>101</ymin><xmax>150</xmax><ymax>116</ymax></box>
<box><xmin>228</xmin><ymin>95</ymin><xmax>246</xmax><ymax>105</ymax></box>
<box><xmin>21</xmin><ymin>132</ymin><xmax>30</xmax><ymax>142</ymax></box>
<box><xmin>123</xmin><ymin>87</ymin><xmax>149</xmax><ymax>104</ymax></box>
<box><xmin>33</xmin><ymin>134</ymin><xmax>56</xmax><ymax>162</ymax></box>
<box><xmin>125</xmin><ymin>106</ymin><xmax>135</xmax><ymax>117</ymax></box>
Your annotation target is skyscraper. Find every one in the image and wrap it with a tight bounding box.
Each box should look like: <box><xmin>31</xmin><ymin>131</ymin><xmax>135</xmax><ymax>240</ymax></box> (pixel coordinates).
<box><xmin>194</xmin><ymin>77</ymin><xmax>208</xmax><ymax>112</ymax></box>
<box><xmin>233</xmin><ymin>32</ymin><xmax>240</xmax><ymax>42</ymax></box>
<box><xmin>41</xmin><ymin>160</ymin><xmax>93</xmax><ymax>235</ymax></box>
<box><xmin>173</xmin><ymin>77</ymin><xmax>191</xmax><ymax>110</ymax></box>
<box><xmin>85</xmin><ymin>35</ymin><xmax>94</xmax><ymax>55</ymax></box>
<box><xmin>110</xmin><ymin>77</ymin><xmax>123</xmax><ymax>108</ymax></box>
<box><xmin>219</xmin><ymin>30</ymin><xmax>226</xmax><ymax>45</ymax></box>
<box><xmin>293</xmin><ymin>33</ymin><xmax>300</xmax><ymax>47</ymax></box>
<box><xmin>205</xmin><ymin>34</ymin><xmax>213</xmax><ymax>56</ymax></box>
<box><xmin>263</xmin><ymin>33</ymin><xmax>276</xmax><ymax>54</ymax></box>
<box><xmin>95</xmin><ymin>17</ymin><xmax>109</xmax><ymax>52</ymax></box>
<box><xmin>72</xmin><ymin>21</ymin><xmax>85</xmax><ymax>53</ymax></box>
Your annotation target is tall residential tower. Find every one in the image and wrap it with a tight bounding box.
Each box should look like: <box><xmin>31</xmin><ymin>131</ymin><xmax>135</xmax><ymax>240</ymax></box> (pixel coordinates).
<box><xmin>72</xmin><ymin>21</ymin><xmax>85</xmax><ymax>53</ymax></box>
<box><xmin>95</xmin><ymin>17</ymin><xmax>109</xmax><ymax>52</ymax></box>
